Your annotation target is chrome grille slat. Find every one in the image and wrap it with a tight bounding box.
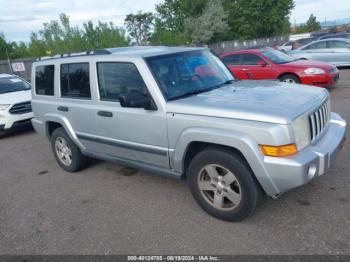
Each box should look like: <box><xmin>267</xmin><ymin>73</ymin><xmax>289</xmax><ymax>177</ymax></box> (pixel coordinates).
<box><xmin>315</xmin><ymin>111</ymin><xmax>320</xmax><ymax>135</ymax></box>
<box><xmin>308</xmin><ymin>99</ymin><xmax>329</xmax><ymax>142</ymax></box>
<box><xmin>320</xmin><ymin>107</ymin><xmax>324</xmax><ymax>129</ymax></box>
<box><xmin>322</xmin><ymin>106</ymin><xmax>326</xmax><ymax>128</ymax></box>
<box><xmin>310</xmin><ymin>115</ymin><xmax>316</xmax><ymax>140</ymax></box>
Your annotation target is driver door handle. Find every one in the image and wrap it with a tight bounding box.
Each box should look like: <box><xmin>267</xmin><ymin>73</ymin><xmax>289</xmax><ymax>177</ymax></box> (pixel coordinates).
<box><xmin>242</xmin><ymin>68</ymin><xmax>249</xmax><ymax>71</ymax></box>
<box><xmin>97</xmin><ymin>111</ymin><xmax>113</xmax><ymax>117</ymax></box>
<box><xmin>57</xmin><ymin>106</ymin><xmax>69</xmax><ymax>112</ymax></box>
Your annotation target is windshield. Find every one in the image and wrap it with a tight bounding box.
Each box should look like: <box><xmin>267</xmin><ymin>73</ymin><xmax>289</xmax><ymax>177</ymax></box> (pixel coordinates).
<box><xmin>0</xmin><ymin>76</ymin><xmax>30</xmax><ymax>94</ymax></box>
<box><xmin>146</xmin><ymin>50</ymin><xmax>234</xmax><ymax>101</ymax></box>
<box><xmin>262</xmin><ymin>50</ymin><xmax>296</xmax><ymax>64</ymax></box>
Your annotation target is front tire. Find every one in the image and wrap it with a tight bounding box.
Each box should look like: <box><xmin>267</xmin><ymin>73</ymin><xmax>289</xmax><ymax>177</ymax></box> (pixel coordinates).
<box><xmin>51</xmin><ymin>127</ymin><xmax>87</xmax><ymax>172</ymax></box>
<box><xmin>187</xmin><ymin>147</ymin><xmax>260</xmax><ymax>222</ymax></box>
<box><xmin>279</xmin><ymin>74</ymin><xmax>300</xmax><ymax>84</ymax></box>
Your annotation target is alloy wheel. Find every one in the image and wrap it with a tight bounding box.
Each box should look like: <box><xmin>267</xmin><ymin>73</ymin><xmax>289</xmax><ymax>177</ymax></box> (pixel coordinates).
<box><xmin>197</xmin><ymin>164</ymin><xmax>242</xmax><ymax>211</ymax></box>
<box><xmin>55</xmin><ymin>137</ymin><xmax>72</xmax><ymax>166</ymax></box>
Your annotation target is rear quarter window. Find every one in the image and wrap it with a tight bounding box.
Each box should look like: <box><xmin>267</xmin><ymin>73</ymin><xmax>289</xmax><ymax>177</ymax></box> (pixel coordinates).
<box><xmin>35</xmin><ymin>65</ymin><xmax>55</xmax><ymax>96</ymax></box>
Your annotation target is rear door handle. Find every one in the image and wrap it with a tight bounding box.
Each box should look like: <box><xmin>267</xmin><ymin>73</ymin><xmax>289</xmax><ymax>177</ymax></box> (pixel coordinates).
<box><xmin>57</xmin><ymin>106</ymin><xmax>69</xmax><ymax>112</ymax></box>
<box><xmin>97</xmin><ymin>111</ymin><xmax>113</xmax><ymax>117</ymax></box>
<box><xmin>242</xmin><ymin>68</ymin><xmax>249</xmax><ymax>71</ymax></box>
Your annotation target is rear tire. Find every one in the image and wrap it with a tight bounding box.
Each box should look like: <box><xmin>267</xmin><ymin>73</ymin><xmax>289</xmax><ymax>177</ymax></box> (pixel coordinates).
<box><xmin>279</xmin><ymin>74</ymin><xmax>300</xmax><ymax>84</ymax></box>
<box><xmin>51</xmin><ymin>127</ymin><xmax>87</xmax><ymax>172</ymax></box>
<box><xmin>187</xmin><ymin>146</ymin><xmax>260</xmax><ymax>222</ymax></box>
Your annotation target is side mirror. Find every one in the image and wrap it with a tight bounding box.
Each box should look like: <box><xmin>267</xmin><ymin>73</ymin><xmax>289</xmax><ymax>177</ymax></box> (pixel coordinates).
<box><xmin>258</xmin><ymin>60</ymin><xmax>267</xmax><ymax>67</ymax></box>
<box><xmin>119</xmin><ymin>91</ymin><xmax>156</xmax><ymax>110</ymax></box>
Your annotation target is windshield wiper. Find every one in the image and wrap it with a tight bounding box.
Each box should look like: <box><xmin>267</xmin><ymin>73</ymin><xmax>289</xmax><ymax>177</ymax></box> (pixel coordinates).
<box><xmin>170</xmin><ymin>87</ymin><xmax>216</xmax><ymax>101</ymax></box>
<box><xmin>215</xmin><ymin>79</ymin><xmax>236</xmax><ymax>88</ymax></box>
<box><xmin>170</xmin><ymin>80</ymin><xmax>236</xmax><ymax>101</ymax></box>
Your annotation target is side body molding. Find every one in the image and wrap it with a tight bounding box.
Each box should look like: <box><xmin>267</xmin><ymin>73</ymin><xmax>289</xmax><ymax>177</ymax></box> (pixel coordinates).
<box><xmin>171</xmin><ymin>127</ymin><xmax>280</xmax><ymax>196</ymax></box>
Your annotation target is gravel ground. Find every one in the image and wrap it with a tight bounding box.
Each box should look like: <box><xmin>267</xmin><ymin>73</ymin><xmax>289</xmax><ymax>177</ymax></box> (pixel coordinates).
<box><xmin>0</xmin><ymin>70</ymin><xmax>349</xmax><ymax>255</ymax></box>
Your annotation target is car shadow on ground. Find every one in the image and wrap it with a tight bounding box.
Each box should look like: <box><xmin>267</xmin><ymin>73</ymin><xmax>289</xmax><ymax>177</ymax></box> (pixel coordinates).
<box><xmin>0</xmin><ymin>124</ymin><xmax>34</xmax><ymax>139</ymax></box>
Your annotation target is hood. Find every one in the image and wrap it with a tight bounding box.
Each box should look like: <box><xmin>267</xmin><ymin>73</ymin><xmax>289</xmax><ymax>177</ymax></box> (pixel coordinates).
<box><xmin>281</xmin><ymin>59</ymin><xmax>334</xmax><ymax>70</ymax></box>
<box><xmin>166</xmin><ymin>80</ymin><xmax>328</xmax><ymax>124</ymax></box>
<box><xmin>0</xmin><ymin>89</ymin><xmax>31</xmax><ymax>105</ymax></box>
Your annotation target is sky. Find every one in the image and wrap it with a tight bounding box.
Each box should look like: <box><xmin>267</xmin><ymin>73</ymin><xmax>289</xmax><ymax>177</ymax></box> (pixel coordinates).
<box><xmin>1</xmin><ymin>0</ymin><xmax>350</xmax><ymax>42</ymax></box>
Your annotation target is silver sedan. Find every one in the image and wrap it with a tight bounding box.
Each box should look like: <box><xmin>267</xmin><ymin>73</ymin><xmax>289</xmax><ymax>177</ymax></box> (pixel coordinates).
<box><xmin>289</xmin><ymin>38</ymin><xmax>350</xmax><ymax>67</ymax></box>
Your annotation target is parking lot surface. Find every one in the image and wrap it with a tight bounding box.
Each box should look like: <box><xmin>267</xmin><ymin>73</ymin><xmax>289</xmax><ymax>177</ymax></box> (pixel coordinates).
<box><xmin>1</xmin><ymin>70</ymin><xmax>350</xmax><ymax>255</ymax></box>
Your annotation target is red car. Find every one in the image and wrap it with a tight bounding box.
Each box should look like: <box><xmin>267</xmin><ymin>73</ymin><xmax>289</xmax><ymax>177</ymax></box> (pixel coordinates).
<box><xmin>220</xmin><ymin>48</ymin><xmax>339</xmax><ymax>88</ymax></box>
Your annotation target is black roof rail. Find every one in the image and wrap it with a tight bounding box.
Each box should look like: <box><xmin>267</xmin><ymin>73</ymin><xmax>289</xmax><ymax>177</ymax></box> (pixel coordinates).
<box><xmin>35</xmin><ymin>49</ymin><xmax>111</xmax><ymax>61</ymax></box>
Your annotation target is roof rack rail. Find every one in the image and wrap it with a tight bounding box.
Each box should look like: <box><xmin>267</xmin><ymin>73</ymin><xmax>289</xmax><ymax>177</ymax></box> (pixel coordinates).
<box><xmin>35</xmin><ymin>49</ymin><xmax>111</xmax><ymax>61</ymax></box>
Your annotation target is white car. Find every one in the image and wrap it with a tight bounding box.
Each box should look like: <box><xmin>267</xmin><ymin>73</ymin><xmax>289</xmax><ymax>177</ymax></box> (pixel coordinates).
<box><xmin>277</xmin><ymin>40</ymin><xmax>293</xmax><ymax>52</ymax></box>
<box><xmin>0</xmin><ymin>74</ymin><xmax>33</xmax><ymax>135</ymax></box>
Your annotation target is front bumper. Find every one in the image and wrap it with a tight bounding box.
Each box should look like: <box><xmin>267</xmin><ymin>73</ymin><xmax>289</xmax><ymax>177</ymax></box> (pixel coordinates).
<box><xmin>263</xmin><ymin>112</ymin><xmax>346</xmax><ymax>196</ymax></box>
<box><xmin>0</xmin><ymin>110</ymin><xmax>33</xmax><ymax>130</ymax></box>
<box><xmin>301</xmin><ymin>72</ymin><xmax>339</xmax><ymax>88</ymax></box>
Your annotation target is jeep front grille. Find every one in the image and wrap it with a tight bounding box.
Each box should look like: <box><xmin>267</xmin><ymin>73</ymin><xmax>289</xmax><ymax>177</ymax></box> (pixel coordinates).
<box><xmin>9</xmin><ymin>101</ymin><xmax>32</xmax><ymax>115</ymax></box>
<box><xmin>308</xmin><ymin>100</ymin><xmax>330</xmax><ymax>141</ymax></box>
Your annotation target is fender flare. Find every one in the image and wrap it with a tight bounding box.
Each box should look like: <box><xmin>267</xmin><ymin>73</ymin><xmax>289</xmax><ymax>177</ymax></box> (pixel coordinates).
<box><xmin>44</xmin><ymin>113</ymin><xmax>86</xmax><ymax>150</ymax></box>
<box><xmin>172</xmin><ymin>127</ymin><xmax>280</xmax><ymax>196</ymax></box>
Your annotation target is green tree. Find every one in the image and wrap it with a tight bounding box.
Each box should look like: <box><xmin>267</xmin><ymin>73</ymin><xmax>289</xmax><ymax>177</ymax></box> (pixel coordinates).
<box><xmin>26</xmin><ymin>13</ymin><xmax>130</xmax><ymax>57</ymax></box>
<box><xmin>124</xmin><ymin>11</ymin><xmax>154</xmax><ymax>45</ymax></box>
<box><xmin>222</xmin><ymin>0</ymin><xmax>294</xmax><ymax>40</ymax></box>
<box><xmin>83</xmin><ymin>21</ymin><xmax>130</xmax><ymax>50</ymax></box>
<box><xmin>185</xmin><ymin>0</ymin><xmax>228</xmax><ymax>45</ymax></box>
<box><xmin>151</xmin><ymin>0</ymin><xmax>207</xmax><ymax>45</ymax></box>
<box><xmin>294</xmin><ymin>14</ymin><xmax>321</xmax><ymax>33</ymax></box>
<box><xmin>152</xmin><ymin>0</ymin><xmax>294</xmax><ymax>45</ymax></box>
<box><xmin>9</xmin><ymin>41</ymin><xmax>30</xmax><ymax>59</ymax></box>
<box><xmin>305</xmin><ymin>14</ymin><xmax>321</xmax><ymax>32</ymax></box>
<box><xmin>0</xmin><ymin>33</ymin><xmax>9</xmax><ymax>60</ymax></box>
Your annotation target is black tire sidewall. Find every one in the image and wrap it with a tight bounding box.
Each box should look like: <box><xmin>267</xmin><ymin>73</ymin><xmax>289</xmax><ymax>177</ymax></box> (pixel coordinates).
<box><xmin>51</xmin><ymin>127</ymin><xmax>86</xmax><ymax>172</ymax></box>
<box><xmin>280</xmin><ymin>74</ymin><xmax>300</xmax><ymax>83</ymax></box>
<box><xmin>188</xmin><ymin>147</ymin><xmax>259</xmax><ymax>222</ymax></box>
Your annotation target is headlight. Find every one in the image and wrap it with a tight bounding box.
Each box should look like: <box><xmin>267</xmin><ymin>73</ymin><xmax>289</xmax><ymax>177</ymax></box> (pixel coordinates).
<box><xmin>292</xmin><ymin>114</ymin><xmax>311</xmax><ymax>150</ymax></box>
<box><xmin>304</xmin><ymin>67</ymin><xmax>325</xmax><ymax>75</ymax></box>
<box><xmin>0</xmin><ymin>104</ymin><xmax>10</xmax><ymax>111</ymax></box>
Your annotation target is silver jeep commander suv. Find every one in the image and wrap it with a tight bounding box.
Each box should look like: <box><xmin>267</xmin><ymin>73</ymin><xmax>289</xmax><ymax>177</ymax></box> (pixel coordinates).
<box><xmin>31</xmin><ymin>46</ymin><xmax>347</xmax><ymax>221</ymax></box>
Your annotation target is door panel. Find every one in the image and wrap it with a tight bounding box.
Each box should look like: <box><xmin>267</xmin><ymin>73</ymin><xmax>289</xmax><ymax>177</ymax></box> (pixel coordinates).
<box><xmin>325</xmin><ymin>49</ymin><xmax>350</xmax><ymax>65</ymax></box>
<box><xmin>82</xmin><ymin>104</ymin><xmax>169</xmax><ymax>168</ymax></box>
<box><xmin>244</xmin><ymin>65</ymin><xmax>278</xmax><ymax>80</ymax></box>
<box><xmin>240</xmin><ymin>53</ymin><xmax>278</xmax><ymax>80</ymax></box>
<box><xmin>81</xmin><ymin>61</ymin><xmax>170</xmax><ymax>169</ymax></box>
<box><xmin>228</xmin><ymin>66</ymin><xmax>251</xmax><ymax>79</ymax></box>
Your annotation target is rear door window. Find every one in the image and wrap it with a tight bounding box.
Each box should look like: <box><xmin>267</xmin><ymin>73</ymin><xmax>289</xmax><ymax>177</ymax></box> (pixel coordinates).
<box><xmin>241</xmin><ymin>53</ymin><xmax>263</xmax><ymax>65</ymax></box>
<box><xmin>60</xmin><ymin>63</ymin><xmax>91</xmax><ymax>99</ymax></box>
<box><xmin>327</xmin><ymin>40</ymin><xmax>349</xmax><ymax>49</ymax></box>
<box><xmin>303</xmin><ymin>42</ymin><xmax>327</xmax><ymax>50</ymax></box>
<box><xmin>222</xmin><ymin>54</ymin><xmax>241</xmax><ymax>65</ymax></box>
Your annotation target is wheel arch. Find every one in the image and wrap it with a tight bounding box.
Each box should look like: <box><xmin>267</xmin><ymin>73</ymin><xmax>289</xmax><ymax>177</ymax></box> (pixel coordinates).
<box><xmin>43</xmin><ymin>114</ymin><xmax>85</xmax><ymax>150</ymax></box>
<box><xmin>278</xmin><ymin>72</ymin><xmax>301</xmax><ymax>82</ymax></box>
<box><xmin>277</xmin><ymin>72</ymin><xmax>301</xmax><ymax>83</ymax></box>
<box><xmin>46</xmin><ymin>121</ymin><xmax>63</xmax><ymax>138</ymax></box>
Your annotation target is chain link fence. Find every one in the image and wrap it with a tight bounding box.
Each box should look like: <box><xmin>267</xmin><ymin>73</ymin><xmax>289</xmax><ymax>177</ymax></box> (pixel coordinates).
<box><xmin>208</xmin><ymin>36</ymin><xmax>289</xmax><ymax>55</ymax></box>
<box><xmin>0</xmin><ymin>58</ymin><xmax>34</xmax><ymax>82</ymax></box>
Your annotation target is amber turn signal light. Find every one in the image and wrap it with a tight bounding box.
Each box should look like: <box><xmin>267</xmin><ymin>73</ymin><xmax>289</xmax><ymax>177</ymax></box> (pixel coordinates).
<box><xmin>260</xmin><ymin>144</ymin><xmax>298</xmax><ymax>157</ymax></box>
